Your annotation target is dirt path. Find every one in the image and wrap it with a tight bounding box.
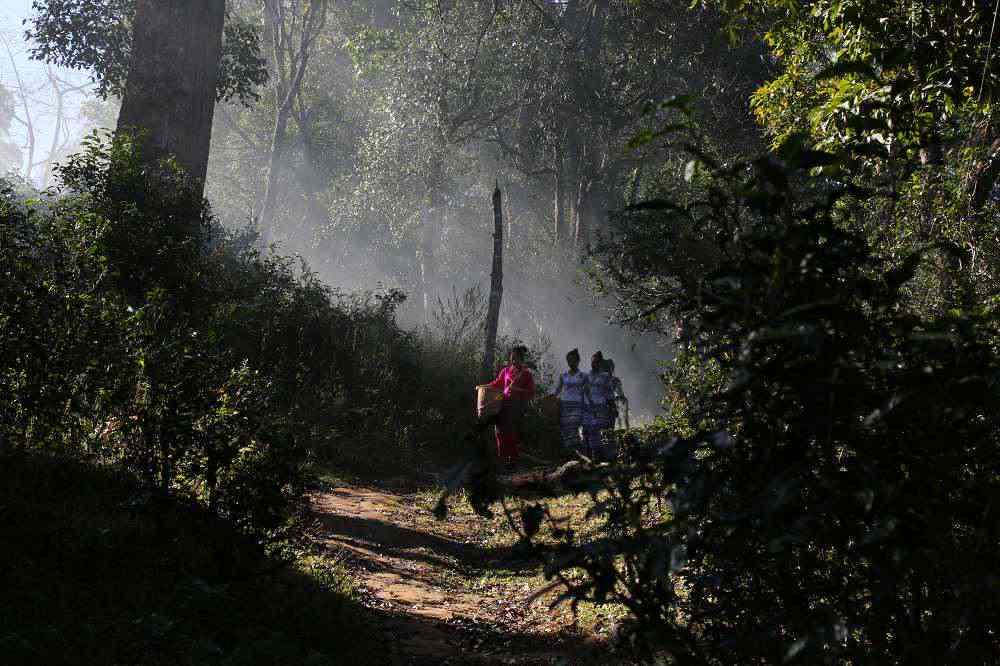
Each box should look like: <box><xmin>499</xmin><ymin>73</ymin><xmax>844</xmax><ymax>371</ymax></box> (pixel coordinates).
<box><xmin>311</xmin><ymin>480</ymin><xmax>614</xmax><ymax>665</ymax></box>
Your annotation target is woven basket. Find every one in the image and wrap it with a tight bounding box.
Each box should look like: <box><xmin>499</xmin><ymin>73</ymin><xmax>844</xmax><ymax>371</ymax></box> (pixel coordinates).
<box><xmin>476</xmin><ymin>384</ymin><xmax>504</xmax><ymax>419</ymax></box>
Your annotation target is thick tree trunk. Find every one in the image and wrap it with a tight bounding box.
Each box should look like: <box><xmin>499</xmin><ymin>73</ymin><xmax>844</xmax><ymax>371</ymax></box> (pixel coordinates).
<box><xmin>116</xmin><ymin>0</ymin><xmax>225</xmax><ymax>192</ymax></box>
<box><xmin>482</xmin><ymin>185</ymin><xmax>504</xmax><ymax>381</ymax></box>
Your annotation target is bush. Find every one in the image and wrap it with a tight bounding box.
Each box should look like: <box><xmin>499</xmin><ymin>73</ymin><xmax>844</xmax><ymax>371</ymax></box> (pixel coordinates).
<box><xmin>417</xmin><ymin>283</ymin><xmax>560</xmax><ymax>461</ymax></box>
<box><xmin>534</xmin><ymin>142</ymin><xmax>1000</xmax><ymax>663</ymax></box>
<box><xmin>0</xmin><ymin>448</ymin><xmax>375</xmax><ymax>665</ymax></box>
<box><xmin>1</xmin><ymin>134</ymin><xmax>441</xmax><ymax>535</ymax></box>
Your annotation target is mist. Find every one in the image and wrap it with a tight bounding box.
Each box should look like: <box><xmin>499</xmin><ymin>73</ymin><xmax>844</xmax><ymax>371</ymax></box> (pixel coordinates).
<box><xmin>242</xmin><ymin>169</ymin><xmax>673</xmax><ymax>422</ymax></box>
<box><xmin>7</xmin><ymin>0</ymin><xmax>717</xmax><ymax>421</ymax></box>
<box><xmin>11</xmin><ymin>1</ymin><xmax>1000</xmax><ymax>662</ymax></box>
<box><xmin>194</xmin><ymin>0</ymin><xmax>720</xmax><ymax>423</ymax></box>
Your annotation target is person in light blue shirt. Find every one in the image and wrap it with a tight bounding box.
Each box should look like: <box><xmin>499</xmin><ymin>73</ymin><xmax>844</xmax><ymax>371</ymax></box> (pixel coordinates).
<box><xmin>551</xmin><ymin>348</ymin><xmax>587</xmax><ymax>453</ymax></box>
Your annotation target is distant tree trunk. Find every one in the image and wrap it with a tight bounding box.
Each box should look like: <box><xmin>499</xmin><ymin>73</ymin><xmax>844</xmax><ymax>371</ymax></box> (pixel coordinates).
<box><xmin>116</xmin><ymin>0</ymin><xmax>226</xmax><ymax>192</ymax></box>
<box><xmin>258</xmin><ymin>0</ymin><xmax>327</xmax><ymax>245</ymax></box>
<box><xmin>420</xmin><ymin>188</ymin><xmax>442</xmax><ymax>324</ymax></box>
<box><xmin>259</xmin><ymin>107</ymin><xmax>291</xmax><ymax>243</ymax></box>
<box><xmin>553</xmin><ymin>143</ymin><xmax>566</xmax><ymax>243</ymax></box>
<box><xmin>482</xmin><ymin>185</ymin><xmax>504</xmax><ymax>381</ymax></box>
<box><xmin>565</xmin><ymin>124</ymin><xmax>583</xmax><ymax>248</ymax></box>
<box><xmin>588</xmin><ymin>168</ymin><xmax>612</xmax><ymax>244</ymax></box>
<box><xmin>575</xmin><ymin>178</ymin><xmax>592</xmax><ymax>250</ymax></box>
<box><xmin>41</xmin><ymin>66</ymin><xmax>65</xmax><ymax>188</ymax></box>
<box><xmin>294</xmin><ymin>99</ymin><xmax>330</xmax><ymax>230</ymax></box>
<box><xmin>2</xmin><ymin>41</ymin><xmax>37</xmax><ymax>182</ymax></box>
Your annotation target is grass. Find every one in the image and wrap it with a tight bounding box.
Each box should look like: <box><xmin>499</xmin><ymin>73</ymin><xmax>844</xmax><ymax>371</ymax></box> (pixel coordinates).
<box><xmin>0</xmin><ymin>449</ymin><xmax>378</xmax><ymax>666</ymax></box>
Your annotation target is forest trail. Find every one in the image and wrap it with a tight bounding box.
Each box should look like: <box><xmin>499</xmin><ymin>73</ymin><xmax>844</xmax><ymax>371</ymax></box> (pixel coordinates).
<box><xmin>310</xmin><ymin>478</ymin><xmax>613</xmax><ymax>665</ymax></box>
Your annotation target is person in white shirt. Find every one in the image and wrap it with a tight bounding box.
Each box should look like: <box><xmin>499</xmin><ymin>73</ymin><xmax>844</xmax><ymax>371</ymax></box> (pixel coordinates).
<box><xmin>551</xmin><ymin>348</ymin><xmax>588</xmax><ymax>453</ymax></box>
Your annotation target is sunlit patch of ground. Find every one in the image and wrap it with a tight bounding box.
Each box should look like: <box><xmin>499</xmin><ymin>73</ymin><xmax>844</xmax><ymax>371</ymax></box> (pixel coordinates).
<box><xmin>312</xmin><ymin>464</ymin><xmax>637</xmax><ymax>665</ymax></box>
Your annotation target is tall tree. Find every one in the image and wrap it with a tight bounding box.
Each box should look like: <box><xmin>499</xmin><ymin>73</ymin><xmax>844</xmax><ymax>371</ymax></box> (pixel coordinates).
<box><xmin>258</xmin><ymin>0</ymin><xmax>328</xmax><ymax>242</ymax></box>
<box><xmin>28</xmin><ymin>0</ymin><xmax>268</xmax><ymax>104</ymax></box>
<box><xmin>27</xmin><ymin>0</ymin><xmax>267</xmax><ymax>189</ymax></box>
<box><xmin>115</xmin><ymin>0</ymin><xmax>226</xmax><ymax>188</ymax></box>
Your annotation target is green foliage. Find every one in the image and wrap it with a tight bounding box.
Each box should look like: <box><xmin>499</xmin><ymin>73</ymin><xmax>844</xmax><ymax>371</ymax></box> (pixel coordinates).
<box><xmin>0</xmin><ymin>449</ymin><xmax>375</xmax><ymax>665</ymax></box>
<box><xmin>495</xmin><ymin>6</ymin><xmax>1000</xmax><ymax>660</ymax></box>
<box><xmin>732</xmin><ymin>0</ymin><xmax>1000</xmax><ymax>308</ymax></box>
<box><xmin>27</xmin><ymin>0</ymin><xmax>132</xmax><ymax>99</ymax></box>
<box><xmin>0</xmin><ymin>135</ymin><xmax>438</xmax><ymax>534</ymax></box>
<box><xmin>538</xmin><ymin>133</ymin><xmax>1000</xmax><ymax>661</ymax></box>
<box><xmin>744</xmin><ymin>0</ymin><xmax>1000</xmax><ymax>150</ymax></box>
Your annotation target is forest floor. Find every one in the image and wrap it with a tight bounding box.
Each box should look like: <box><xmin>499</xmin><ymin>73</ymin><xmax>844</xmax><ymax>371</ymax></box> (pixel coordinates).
<box><xmin>311</xmin><ymin>460</ymin><xmax>632</xmax><ymax>665</ymax></box>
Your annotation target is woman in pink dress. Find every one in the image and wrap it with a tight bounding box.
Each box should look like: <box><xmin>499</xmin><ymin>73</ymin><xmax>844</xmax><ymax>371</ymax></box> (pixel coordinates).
<box><xmin>486</xmin><ymin>345</ymin><xmax>535</xmax><ymax>468</ymax></box>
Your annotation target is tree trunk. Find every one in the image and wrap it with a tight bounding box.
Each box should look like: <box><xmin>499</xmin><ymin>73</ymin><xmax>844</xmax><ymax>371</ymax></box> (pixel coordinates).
<box><xmin>553</xmin><ymin>143</ymin><xmax>566</xmax><ymax>243</ymax></box>
<box><xmin>589</xmin><ymin>170</ymin><xmax>612</xmax><ymax>243</ymax></box>
<box><xmin>565</xmin><ymin>125</ymin><xmax>583</xmax><ymax>248</ymax></box>
<box><xmin>420</xmin><ymin>189</ymin><xmax>442</xmax><ymax>324</ymax></box>
<box><xmin>259</xmin><ymin>108</ymin><xmax>291</xmax><ymax>245</ymax></box>
<box><xmin>575</xmin><ymin>178</ymin><xmax>592</xmax><ymax>250</ymax></box>
<box><xmin>116</xmin><ymin>0</ymin><xmax>225</xmax><ymax>192</ymax></box>
<box><xmin>41</xmin><ymin>66</ymin><xmax>65</xmax><ymax>188</ymax></box>
<box><xmin>258</xmin><ymin>0</ymin><xmax>327</xmax><ymax>245</ymax></box>
<box><xmin>482</xmin><ymin>185</ymin><xmax>504</xmax><ymax>381</ymax></box>
<box><xmin>295</xmin><ymin>104</ymin><xmax>331</xmax><ymax>230</ymax></box>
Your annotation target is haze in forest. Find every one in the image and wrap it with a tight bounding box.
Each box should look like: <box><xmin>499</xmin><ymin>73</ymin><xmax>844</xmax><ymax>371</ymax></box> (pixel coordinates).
<box><xmin>9</xmin><ymin>1</ymin><xmax>1000</xmax><ymax>663</ymax></box>
<box><xmin>5</xmin><ymin>0</ymin><xmax>685</xmax><ymax>418</ymax></box>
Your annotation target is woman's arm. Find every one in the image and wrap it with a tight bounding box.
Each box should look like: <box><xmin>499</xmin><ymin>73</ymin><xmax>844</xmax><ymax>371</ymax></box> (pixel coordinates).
<box><xmin>552</xmin><ymin>374</ymin><xmax>563</xmax><ymax>397</ymax></box>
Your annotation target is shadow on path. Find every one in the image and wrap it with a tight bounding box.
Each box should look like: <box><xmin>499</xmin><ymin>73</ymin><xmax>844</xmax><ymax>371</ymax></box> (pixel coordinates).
<box><xmin>311</xmin><ymin>483</ymin><xmax>621</xmax><ymax>665</ymax></box>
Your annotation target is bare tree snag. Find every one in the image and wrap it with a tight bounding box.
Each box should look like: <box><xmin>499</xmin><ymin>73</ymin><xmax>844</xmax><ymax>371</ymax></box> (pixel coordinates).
<box><xmin>482</xmin><ymin>184</ymin><xmax>504</xmax><ymax>381</ymax></box>
<box><xmin>116</xmin><ymin>0</ymin><xmax>226</xmax><ymax>192</ymax></box>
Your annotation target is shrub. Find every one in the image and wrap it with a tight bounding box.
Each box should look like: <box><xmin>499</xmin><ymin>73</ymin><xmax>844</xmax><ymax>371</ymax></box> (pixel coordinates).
<box><xmin>533</xmin><ymin>142</ymin><xmax>1000</xmax><ymax>663</ymax></box>
<box><xmin>1</xmin><ymin>135</ymin><xmax>442</xmax><ymax>535</ymax></box>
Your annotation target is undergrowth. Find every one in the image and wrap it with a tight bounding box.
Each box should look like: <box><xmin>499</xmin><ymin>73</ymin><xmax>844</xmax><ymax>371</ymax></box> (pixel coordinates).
<box><xmin>0</xmin><ymin>449</ymin><xmax>375</xmax><ymax>665</ymax></box>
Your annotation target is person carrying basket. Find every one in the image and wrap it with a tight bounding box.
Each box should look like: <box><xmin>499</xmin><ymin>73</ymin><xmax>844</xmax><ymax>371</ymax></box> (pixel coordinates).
<box><xmin>483</xmin><ymin>345</ymin><xmax>535</xmax><ymax>469</ymax></box>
